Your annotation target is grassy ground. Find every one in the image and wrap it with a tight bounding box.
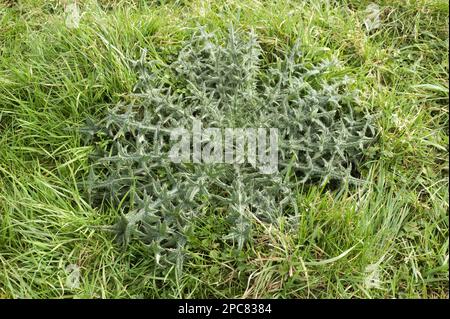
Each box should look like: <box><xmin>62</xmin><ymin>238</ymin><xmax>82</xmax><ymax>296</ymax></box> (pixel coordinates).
<box><xmin>0</xmin><ymin>0</ymin><xmax>448</xmax><ymax>298</ymax></box>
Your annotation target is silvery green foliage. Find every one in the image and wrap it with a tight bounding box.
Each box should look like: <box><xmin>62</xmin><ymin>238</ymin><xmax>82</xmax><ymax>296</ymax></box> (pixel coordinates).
<box><xmin>84</xmin><ymin>27</ymin><xmax>375</xmax><ymax>271</ymax></box>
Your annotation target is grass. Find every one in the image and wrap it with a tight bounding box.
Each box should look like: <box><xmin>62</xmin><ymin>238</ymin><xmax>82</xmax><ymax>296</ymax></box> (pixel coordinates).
<box><xmin>0</xmin><ymin>0</ymin><xmax>448</xmax><ymax>298</ymax></box>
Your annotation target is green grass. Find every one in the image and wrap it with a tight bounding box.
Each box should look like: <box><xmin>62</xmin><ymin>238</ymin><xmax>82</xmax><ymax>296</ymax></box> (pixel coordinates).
<box><xmin>0</xmin><ymin>0</ymin><xmax>448</xmax><ymax>298</ymax></box>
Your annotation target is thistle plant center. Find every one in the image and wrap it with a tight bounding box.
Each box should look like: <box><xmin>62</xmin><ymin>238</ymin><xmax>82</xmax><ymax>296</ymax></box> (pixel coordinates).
<box><xmin>168</xmin><ymin>119</ymin><xmax>279</xmax><ymax>174</ymax></box>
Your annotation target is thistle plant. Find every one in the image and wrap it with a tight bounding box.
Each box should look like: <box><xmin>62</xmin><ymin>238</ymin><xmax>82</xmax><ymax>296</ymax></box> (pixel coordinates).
<box><xmin>83</xmin><ymin>26</ymin><xmax>376</xmax><ymax>271</ymax></box>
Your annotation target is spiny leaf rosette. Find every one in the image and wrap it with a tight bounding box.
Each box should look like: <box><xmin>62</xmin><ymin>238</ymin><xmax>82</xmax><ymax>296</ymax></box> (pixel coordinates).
<box><xmin>83</xmin><ymin>27</ymin><xmax>376</xmax><ymax>271</ymax></box>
